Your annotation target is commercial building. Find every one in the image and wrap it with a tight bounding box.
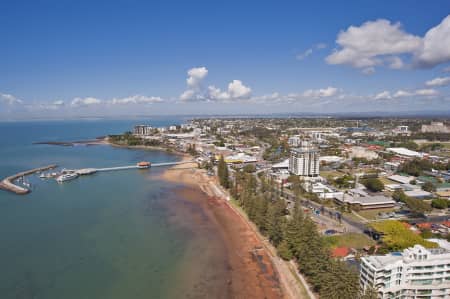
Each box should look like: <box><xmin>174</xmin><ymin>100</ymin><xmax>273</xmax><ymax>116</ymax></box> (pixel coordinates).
<box><xmin>288</xmin><ymin>147</ymin><xmax>319</xmax><ymax>177</ymax></box>
<box><xmin>421</xmin><ymin>122</ymin><xmax>450</xmax><ymax>134</ymax></box>
<box><xmin>360</xmin><ymin>245</ymin><xmax>450</xmax><ymax>299</ymax></box>
<box><xmin>335</xmin><ymin>189</ymin><xmax>395</xmax><ymax>210</ymax></box>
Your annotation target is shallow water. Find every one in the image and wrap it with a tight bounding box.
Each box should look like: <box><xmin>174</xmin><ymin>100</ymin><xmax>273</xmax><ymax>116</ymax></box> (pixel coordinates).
<box><xmin>0</xmin><ymin>119</ymin><xmax>228</xmax><ymax>299</ymax></box>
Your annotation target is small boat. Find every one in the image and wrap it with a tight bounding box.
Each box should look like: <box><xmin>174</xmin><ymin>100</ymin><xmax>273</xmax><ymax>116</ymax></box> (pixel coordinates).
<box><xmin>137</xmin><ymin>161</ymin><xmax>151</xmax><ymax>169</ymax></box>
<box><xmin>22</xmin><ymin>176</ymin><xmax>31</xmax><ymax>187</ymax></box>
<box><xmin>56</xmin><ymin>172</ymin><xmax>78</xmax><ymax>183</ymax></box>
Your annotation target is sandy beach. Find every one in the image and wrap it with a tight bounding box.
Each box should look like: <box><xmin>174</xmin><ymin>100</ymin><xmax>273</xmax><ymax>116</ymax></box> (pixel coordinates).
<box><xmin>161</xmin><ymin>156</ymin><xmax>306</xmax><ymax>299</ymax></box>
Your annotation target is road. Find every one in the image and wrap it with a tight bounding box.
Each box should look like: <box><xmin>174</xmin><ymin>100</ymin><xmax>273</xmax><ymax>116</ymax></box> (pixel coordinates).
<box><xmin>280</xmin><ymin>189</ymin><xmax>367</xmax><ymax>233</ymax></box>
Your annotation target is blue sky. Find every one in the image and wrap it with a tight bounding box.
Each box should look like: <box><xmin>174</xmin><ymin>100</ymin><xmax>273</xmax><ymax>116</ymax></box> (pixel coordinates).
<box><xmin>1</xmin><ymin>0</ymin><xmax>450</xmax><ymax>119</ymax></box>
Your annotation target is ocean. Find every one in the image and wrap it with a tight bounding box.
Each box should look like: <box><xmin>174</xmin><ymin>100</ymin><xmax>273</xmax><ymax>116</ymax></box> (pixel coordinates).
<box><xmin>0</xmin><ymin>119</ymin><xmax>227</xmax><ymax>299</ymax></box>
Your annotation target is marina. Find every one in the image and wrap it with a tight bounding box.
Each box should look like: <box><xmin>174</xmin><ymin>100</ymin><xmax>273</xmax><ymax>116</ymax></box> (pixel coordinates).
<box><xmin>0</xmin><ymin>164</ymin><xmax>58</xmax><ymax>194</ymax></box>
<box><xmin>0</xmin><ymin>160</ymin><xmax>195</xmax><ymax>195</ymax></box>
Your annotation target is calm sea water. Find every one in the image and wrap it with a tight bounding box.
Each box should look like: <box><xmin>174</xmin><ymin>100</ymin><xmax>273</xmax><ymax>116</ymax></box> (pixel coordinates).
<box><xmin>0</xmin><ymin>118</ymin><xmax>212</xmax><ymax>299</ymax></box>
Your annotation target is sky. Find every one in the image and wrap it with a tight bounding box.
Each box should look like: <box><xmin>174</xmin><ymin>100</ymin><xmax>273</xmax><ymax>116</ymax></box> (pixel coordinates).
<box><xmin>1</xmin><ymin>0</ymin><xmax>450</xmax><ymax>119</ymax></box>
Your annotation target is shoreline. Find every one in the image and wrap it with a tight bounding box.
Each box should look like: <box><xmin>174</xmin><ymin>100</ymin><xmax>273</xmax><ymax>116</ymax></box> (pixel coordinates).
<box><xmin>160</xmin><ymin>156</ymin><xmax>308</xmax><ymax>299</ymax></box>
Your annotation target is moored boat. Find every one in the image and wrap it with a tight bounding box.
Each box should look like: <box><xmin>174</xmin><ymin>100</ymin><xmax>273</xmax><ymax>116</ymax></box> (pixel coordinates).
<box><xmin>56</xmin><ymin>172</ymin><xmax>78</xmax><ymax>183</ymax></box>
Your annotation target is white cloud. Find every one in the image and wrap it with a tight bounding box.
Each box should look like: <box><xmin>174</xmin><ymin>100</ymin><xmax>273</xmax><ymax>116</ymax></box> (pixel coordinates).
<box><xmin>374</xmin><ymin>91</ymin><xmax>392</xmax><ymax>100</ymax></box>
<box><xmin>0</xmin><ymin>93</ymin><xmax>23</xmax><ymax>105</ymax></box>
<box><xmin>296</xmin><ymin>49</ymin><xmax>313</xmax><ymax>60</ymax></box>
<box><xmin>71</xmin><ymin>97</ymin><xmax>102</xmax><ymax>107</ymax></box>
<box><xmin>415</xmin><ymin>89</ymin><xmax>438</xmax><ymax>96</ymax></box>
<box><xmin>376</xmin><ymin>88</ymin><xmax>439</xmax><ymax>100</ymax></box>
<box><xmin>302</xmin><ymin>86</ymin><xmax>338</xmax><ymax>98</ymax></box>
<box><xmin>296</xmin><ymin>43</ymin><xmax>327</xmax><ymax>60</ymax></box>
<box><xmin>393</xmin><ymin>90</ymin><xmax>412</xmax><ymax>98</ymax></box>
<box><xmin>425</xmin><ymin>76</ymin><xmax>450</xmax><ymax>87</ymax></box>
<box><xmin>110</xmin><ymin>95</ymin><xmax>163</xmax><ymax>105</ymax></box>
<box><xmin>227</xmin><ymin>80</ymin><xmax>252</xmax><ymax>99</ymax></box>
<box><xmin>53</xmin><ymin>100</ymin><xmax>64</xmax><ymax>106</ymax></box>
<box><xmin>388</xmin><ymin>56</ymin><xmax>404</xmax><ymax>69</ymax></box>
<box><xmin>362</xmin><ymin>67</ymin><xmax>375</xmax><ymax>75</ymax></box>
<box><xmin>180</xmin><ymin>67</ymin><xmax>251</xmax><ymax>102</ymax></box>
<box><xmin>415</xmin><ymin>15</ymin><xmax>450</xmax><ymax>68</ymax></box>
<box><xmin>326</xmin><ymin>19</ymin><xmax>421</xmax><ymax>69</ymax></box>
<box><xmin>327</xmin><ymin>15</ymin><xmax>450</xmax><ymax>71</ymax></box>
<box><xmin>186</xmin><ymin>67</ymin><xmax>208</xmax><ymax>88</ymax></box>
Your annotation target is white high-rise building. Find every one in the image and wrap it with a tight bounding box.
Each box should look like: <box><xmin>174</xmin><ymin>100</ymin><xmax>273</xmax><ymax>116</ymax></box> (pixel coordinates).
<box><xmin>360</xmin><ymin>245</ymin><xmax>450</xmax><ymax>299</ymax></box>
<box><xmin>133</xmin><ymin>125</ymin><xmax>153</xmax><ymax>136</ymax></box>
<box><xmin>288</xmin><ymin>147</ymin><xmax>319</xmax><ymax>177</ymax></box>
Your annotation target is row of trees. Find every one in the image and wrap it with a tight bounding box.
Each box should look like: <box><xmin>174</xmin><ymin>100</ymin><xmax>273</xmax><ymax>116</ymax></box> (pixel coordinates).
<box><xmin>229</xmin><ymin>171</ymin><xmax>372</xmax><ymax>299</ymax></box>
<box><xmin>217</xmin><ymin>155</ymin><xmax>230</xmax><ymax>188</ymax></box>
<box><xmin>392</xmin><ymin>189</ymin><xmax>432</xmax><ymax>214</ymax></box>
<box><xmin>399</xmin><ymin>158</ymin><xmax>450</xmax><ymax>177</ymax></box>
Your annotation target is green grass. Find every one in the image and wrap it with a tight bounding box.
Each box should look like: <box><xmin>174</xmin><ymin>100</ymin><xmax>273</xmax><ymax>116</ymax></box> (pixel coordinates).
<box><xmin>357</xmin><ymin>208</ymin><xmax>396</xmax><ymax>220</ymax></box>
<box><xmin>324</xmin><ymin>233</ymin><xmax>375</xmax><ymax>250</ymax></box>
<box><xmin>378</xmin><ymin>177</ymin><xmax>394</xmax><ymax>186</ymax></box>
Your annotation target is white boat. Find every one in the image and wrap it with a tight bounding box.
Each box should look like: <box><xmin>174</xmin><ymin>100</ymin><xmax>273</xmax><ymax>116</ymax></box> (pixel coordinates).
<box><xmin>56</xmin><ymin>173</ymin><xmax>78</xmax><ymax>183</ymax></box>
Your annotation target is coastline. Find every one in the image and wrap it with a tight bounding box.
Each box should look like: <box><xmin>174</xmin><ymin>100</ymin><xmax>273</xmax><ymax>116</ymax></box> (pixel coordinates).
<box><xmin>161</xmin><ymin>156</ymin><xmax>308</xmax><ymax>299</ymax></box>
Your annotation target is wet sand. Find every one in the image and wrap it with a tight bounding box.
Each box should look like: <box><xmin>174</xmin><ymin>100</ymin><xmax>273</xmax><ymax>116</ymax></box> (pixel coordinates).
<box><xmin>161</xmin><ymin>158</ymin><xmax>286</xmax><ymax>299</ymax></box>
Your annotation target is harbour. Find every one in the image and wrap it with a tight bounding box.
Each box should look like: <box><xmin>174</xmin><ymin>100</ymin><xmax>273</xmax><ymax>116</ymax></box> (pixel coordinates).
<box><xmin>0</xmin><ymin>160</ymin><xmax>195</xmax><ymax>195</ymax></box>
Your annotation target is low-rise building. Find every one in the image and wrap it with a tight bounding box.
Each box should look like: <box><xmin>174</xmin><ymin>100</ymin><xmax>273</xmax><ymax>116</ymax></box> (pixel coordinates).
<box><xmin>360</xmin><ymin>245</ymin><xmax>450</xmax><ymax>299</ymax></box>
<box><xmin>334</xmin><ymin>188</ymin><xmax>395</xmax><ymax>209</ymax></box>
<box><xmin>421</xmin><ymin>122</ymin><xmax>450</xmax><ymax>134</ymax></box>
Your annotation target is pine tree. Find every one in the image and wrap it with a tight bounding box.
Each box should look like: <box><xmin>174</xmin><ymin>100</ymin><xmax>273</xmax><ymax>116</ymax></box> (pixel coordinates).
<box><xmin>217</xmin><ymin>155</ymin><xmax>230</xmax><ymax>189</ymax></box>
<box><xmin>266</xmin><ymin>199</ymin><xmax>286</xmax><ymax>246</ymax></box>
<box><xmin>360</xmin><ymin>286</ymin><xmax>378</xmax><ymax>299</ymax></box>
<box><xmin>277</xmin><ymin>239</ymin><xmax>293</xmax><ymax>261</ymax></box>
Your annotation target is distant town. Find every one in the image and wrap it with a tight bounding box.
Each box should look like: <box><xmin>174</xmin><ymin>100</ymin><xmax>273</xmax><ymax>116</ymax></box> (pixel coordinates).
<box><xmin>109</xmin><ymin>117</ymin><xmax>450</xmax><ymax>298</ymax></box>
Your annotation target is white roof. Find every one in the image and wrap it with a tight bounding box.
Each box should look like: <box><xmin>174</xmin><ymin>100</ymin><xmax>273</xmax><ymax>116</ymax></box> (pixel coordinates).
<box><xmin>319</xmin><ymin>156</ymin><xmax>343</xmax><ymax>163</ymax></box>
<box><xmin>387</xmin><ymin>147</ymin><xmax>423</xmax><ymax>157</ymax></box>
<box><xmin>272</xmin><ymin>159</ymin><xmax>289</xmax><ymax>168</ymax></box>
<box><xmin>405</xmin><ymin>190</ymin><xmax>432</xmax><ymax>198</ymax></box>
<box><xmin>388</xmin><ymin>174</ymin><xmax>415</xmax><ymax>184</ymax></box>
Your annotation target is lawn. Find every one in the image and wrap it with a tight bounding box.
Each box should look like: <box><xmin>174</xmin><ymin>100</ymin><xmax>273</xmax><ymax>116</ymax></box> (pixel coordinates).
<box><xmin>321</xmin><ymin>170</ymin><xmax>342</xmax><ymax>181</ymax></box>
<box><xmin>378</xmin><ymin>177</ymin><xmax>394</xmax><ymax>186</ymax></box>
<box><xmin>357</xmin><ymin>208</ymin><xmax>396</xmax><ymax>220</ymax></box>
<box><xmin>324</xmin><ymin>232</ymin><xmax>375</xmax><ymax>250</ymax></box>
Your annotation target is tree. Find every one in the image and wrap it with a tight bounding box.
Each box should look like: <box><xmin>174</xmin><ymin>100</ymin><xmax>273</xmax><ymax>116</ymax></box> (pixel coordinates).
<box><xmin>431</xmin><ymin>198</ymin><xmax>448</xmax><ymax>209</ymax></box>
<box><xmin>277</xmin><ymin>240</ymin><xmax>293</xmax><ymax>261</ymax></box>
<box><xmin>217</xmin><ymin>155</ymin><xmax>230</xmax><ymax>189</ymax></box>
<box><xmin>265</xmin><ymin>199</ymin><xmax>286</xmax><ymax>246</ymax></box>
<box><xmin>243</xmin><ymin>164</ymin><xmax>256</xmax><ymax>173</ymax></box>
<box><xmin>319</xmin><ymin>261</ymin><xmax>359</xmax><ymax>299</ymax></box>
<box><xmin>422</xmin><ymin>181</ymin><xmax>436</xmax><ymax>192</ymax></box>
<box><xmin>362</xmin><ymin>178</ymin><xmax>384</xmax><ymax>192</ymax></box>
<box><xmin>392</xmin><ymin>189</ymin><xmax>408</xmax><ymax>202</ymax></box>
<box><xmin>360</xmin><ymin>286</ymin><xmax>378</xmax><ymax>299</ymax></box>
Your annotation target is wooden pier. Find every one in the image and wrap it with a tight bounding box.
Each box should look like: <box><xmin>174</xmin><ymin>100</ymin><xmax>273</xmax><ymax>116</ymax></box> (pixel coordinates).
<box><xmin>0</xmin><ymin>164</ymin><xmax>57</xmax><ymax>195</ymax></box>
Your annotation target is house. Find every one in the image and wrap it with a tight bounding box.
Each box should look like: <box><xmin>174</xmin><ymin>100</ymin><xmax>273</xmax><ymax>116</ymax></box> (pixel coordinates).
<box><xmin>331</xmin><ymin>247</ymin><xmax>351</xmax><ymax>259</ymax></box>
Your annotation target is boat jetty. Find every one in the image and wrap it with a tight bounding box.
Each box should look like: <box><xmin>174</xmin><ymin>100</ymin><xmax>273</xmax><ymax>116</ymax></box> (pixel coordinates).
<box><xmin>1</xmin><ymin>160</ymin><xmax>194</xmax><ymax>195</ymax></box>
<box><xmin>0</xmin><ymin>164</ymin><xmax>57</xmax><ymax>195</ymax></box>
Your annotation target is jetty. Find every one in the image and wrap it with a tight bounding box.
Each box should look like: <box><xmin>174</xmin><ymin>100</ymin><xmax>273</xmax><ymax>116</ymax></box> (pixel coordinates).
<box><xmin>94</xmin><ymin>160</ymin><xmax>194</xmax><ymax>172</ymax></box>
<box><xmin>0</xmin><ymin>161</ymin><xmax>196</xmax><ymax>195</ymax></box>
<box><xmin>0</xmin><ymin>164</ymin><xmax>57</xmax><ymax>195</ymax></box>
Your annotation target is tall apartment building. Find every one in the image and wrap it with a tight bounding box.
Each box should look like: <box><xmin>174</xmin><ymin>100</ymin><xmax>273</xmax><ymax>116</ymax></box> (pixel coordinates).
<box><xmin>133</xmin><ymin>125</ymin><xmax>153</xmax><ymax>136</ymax></box>
<box><xmin>360</xmin><ymin>245</ymin><xmax>450</xmax><ymax>299</ymax></box>
<box><xmin>288</xmin><ymin>147</ymin><xmax>319</xmax><ymax>177</ymax></box>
